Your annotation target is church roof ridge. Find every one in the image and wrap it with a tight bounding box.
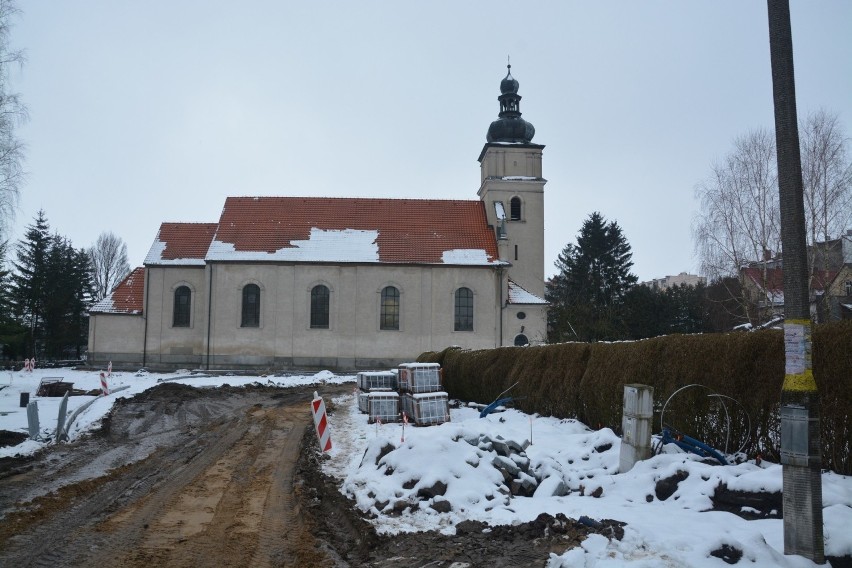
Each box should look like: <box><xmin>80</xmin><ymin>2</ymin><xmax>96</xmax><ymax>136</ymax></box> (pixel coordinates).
<box><xmin>223</xmin><ymin>195</ymin><xmax>483</xmax><ymax>204</ymax></box>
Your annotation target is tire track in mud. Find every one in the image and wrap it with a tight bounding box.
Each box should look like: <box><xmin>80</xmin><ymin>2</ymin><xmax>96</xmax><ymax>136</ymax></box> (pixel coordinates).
<box><xmin>0</xmin><ymin>385</ymin><xmax>343</xmax><ymax>568</ymax></box>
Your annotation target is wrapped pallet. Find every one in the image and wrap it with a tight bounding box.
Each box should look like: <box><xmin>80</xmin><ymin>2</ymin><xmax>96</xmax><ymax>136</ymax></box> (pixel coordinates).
<box><xmin>400</xmin><ymin>391</ymin><xmax>450</xmax><ymax>426</ymax></box>
<box><xmin>357</xmin><ymin>371</ymin><xmax>397</xmax><ymax>392</ymax></box>
<box><xmin>367</xmin><ymin>391</ymin><xmax>400</xmax><ymax>424</ymax></box>
<box><xmin>357</xmin><ymin>391</ymin><xmax>371</xmax><ymax>414</ymax></box>
<box><xmin>397</xmin><ymin>363</ymin><xmax>442</xmax><ymax>394</ymax></box>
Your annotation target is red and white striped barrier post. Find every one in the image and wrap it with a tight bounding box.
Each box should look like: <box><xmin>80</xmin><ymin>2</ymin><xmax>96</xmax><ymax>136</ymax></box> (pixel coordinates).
<box><xmin>100</xmin><ymin>372</ymin><xmax>109</xmax><ymax>396</ymax></box>
<box><xmin>30</xmin><ymin>359</ymin><xmax>36</xmax><ymax>372</ymax></box>
<box><xmin>401</xmin><ymin>411</ymin><xmax>408</xmax><ymax>443</ymax></box>
<box><xmin>310</xmin><ymin>391</ymin><xmax>332</xmax><ymax>452</ymax></box>
<box><xmin>23</xmin><ymin>358</ymin><xmax>31</xmax><ymax>372</ymax></box>
<box><xmin>107</xmin><ymin>361</ymin><xmax>112</xmax><ymax>378</ymax></box>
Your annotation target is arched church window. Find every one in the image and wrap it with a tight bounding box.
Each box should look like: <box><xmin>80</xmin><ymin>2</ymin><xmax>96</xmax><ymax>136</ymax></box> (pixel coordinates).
<box><xmin>311</xmin><ymin>285</ymin><xmax>330</xmax><ymax>329</ymax></box>
<box><xmin>173</xmin><ymin>286</ymin><xmax>191</xmax><ymax>327</ymax></box>
<box><xmin>241</xmin><ymin>284</ymin><xmax>260</xmax><ymax>327</ymax></box>
<box><xmin>514</xmin><ymin>334</ymin><xmax>529</xmax><ymax>346</ymax></box>
<box><xmin>380</xmin><ymin>286</ymin><xmax>400</xmax><ymax>330</ymax></box>
<box><xmin>510</xmin><ymin>197</ymin><xmax>522</xmax><ymax>221</ymax></box>
<box><xmin>454</xmin><ymin>287</ymin><xmax>474</xmax><ymax>331</ymax></box>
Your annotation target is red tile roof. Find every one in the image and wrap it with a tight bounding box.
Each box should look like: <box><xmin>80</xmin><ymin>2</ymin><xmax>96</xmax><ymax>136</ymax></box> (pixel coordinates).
<box><xmin>741</xmin><ymin>266</ymin><xmax>837</xmax><ymax>293</ymax></box>
<box><xmin>210</xmin><ymin>197</ymin><xmax>500</xmax><ymax>264</ymax></box>
<box><xmin>145</xmin><ymin>223</ymin><xmax>218</xmax><ymax>265</ymax></box>
<box><xmin>90</xmin><ymin>267</ymin><xmax>145</xmax><ymax>314</ymax></box>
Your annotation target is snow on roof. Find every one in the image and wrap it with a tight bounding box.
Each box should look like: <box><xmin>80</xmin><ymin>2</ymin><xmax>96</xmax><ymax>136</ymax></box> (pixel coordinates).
<box><xmin>207</xmin><ymin>228</ymin><xmax>380</xmax><ymax>263</ymax></box>
<box><xmin>144</xmin><ymin>223</ymin><xmax>217</xmax><ymax>266</ymax></box>
<box><xmin>441</xmin><ymin>249</ymin><xmax>497</xmax><ymax>265</ymax></box>
<box><xmin>501</xmin><ymin>176</ymin><xmax>539</xmax><ymax>181</ymax></box>
<box><xmin>89</xmin><ymin>267</ymin><xmax>145</xmax><ymax>314</ymax></box>
<box><xmin>507</xmin><ymin>280</ymin><xmax>548</xmax><ymax>304</ymax></box>
<box><xmin>205</xmin><ymin>196</ymin><xmax>500</xmax><ymax>265</ymax></box>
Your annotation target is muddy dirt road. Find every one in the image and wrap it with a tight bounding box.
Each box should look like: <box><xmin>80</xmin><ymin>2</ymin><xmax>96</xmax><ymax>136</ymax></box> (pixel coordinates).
<box><xmin>0</xmin><ymin>383</ymin><xmax>601</xmax><ymax>567</ymax></box>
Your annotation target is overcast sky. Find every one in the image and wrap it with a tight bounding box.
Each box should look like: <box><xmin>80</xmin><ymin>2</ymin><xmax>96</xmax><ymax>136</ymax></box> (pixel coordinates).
<box><xmin>6</xmin><ymin>1</ymin><xmax>852</xmax><ymax>282</ymax></box>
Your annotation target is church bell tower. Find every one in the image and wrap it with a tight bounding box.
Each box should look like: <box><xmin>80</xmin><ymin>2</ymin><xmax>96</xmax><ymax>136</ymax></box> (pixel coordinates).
<box><xmin>478</xmin><ymin>64</ymin><xmax>546</xmax><ymax>299</ymax></box>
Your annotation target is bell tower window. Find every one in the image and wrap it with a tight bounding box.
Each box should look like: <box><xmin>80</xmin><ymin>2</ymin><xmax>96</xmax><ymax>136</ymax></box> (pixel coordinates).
<box><xmin>510</xmin><ymin>197</ymin><xmax>522</xmax><ymax>221</ymax></box>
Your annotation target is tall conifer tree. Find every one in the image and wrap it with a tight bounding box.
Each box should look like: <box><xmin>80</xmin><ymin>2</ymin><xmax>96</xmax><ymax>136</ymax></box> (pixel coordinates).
<box><xmin>10</xmin><ymin>210</ymin><xmax>50</xmax><ymax>356</ymax></box>
<box><xmin>546</xmin><ymin>212</ymin><xmax>637</xmax><ymax>342</ymax></box>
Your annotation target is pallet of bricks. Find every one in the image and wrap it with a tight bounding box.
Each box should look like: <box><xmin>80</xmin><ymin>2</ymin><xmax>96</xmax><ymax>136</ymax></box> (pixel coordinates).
<box><xmin>356</xmin><ymin>371</ymin><xmax>399</xmax><ymax>424</ymax></box>
<box><xmin>398</xmin><ymin>363</ymin><xmax>450</xmax><ymax>426</ymax></box>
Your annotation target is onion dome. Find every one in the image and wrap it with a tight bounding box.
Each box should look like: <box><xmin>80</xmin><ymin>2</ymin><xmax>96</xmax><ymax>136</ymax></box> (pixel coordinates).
<box><xmin>487</xmin><ymin>64</ymin><xmax>535</xmax><ymax>143</ymax></box>
<box><xmin>500</xmin><ymin>68</ymin><xmax>519</xmax><ymax>95</ymax></box>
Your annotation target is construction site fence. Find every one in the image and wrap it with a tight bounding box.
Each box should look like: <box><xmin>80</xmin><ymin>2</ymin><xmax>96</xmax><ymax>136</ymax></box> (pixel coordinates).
<box><xmin>417</xmin><ymin>320</ymin><xmax>852</xmax><ymax>475</ymax></box>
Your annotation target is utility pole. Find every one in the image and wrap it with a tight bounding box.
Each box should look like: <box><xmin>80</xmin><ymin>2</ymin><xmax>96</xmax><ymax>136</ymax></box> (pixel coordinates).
<box><xmin>766</xmin><ymin>0</ymin><xmax>824</xmax><ymax>562</ymax></box>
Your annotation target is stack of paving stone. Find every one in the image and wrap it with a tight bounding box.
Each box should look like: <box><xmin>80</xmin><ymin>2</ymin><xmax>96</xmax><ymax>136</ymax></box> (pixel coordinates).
<box><xmin>397</xmin><ymin>363</ymin><xmax>450</xmax><ymax>426</ymax></box>
<box><xmin>356</xmin><ymin>371</ymin><xmax>399</xmax><ymax>423</ymax></box>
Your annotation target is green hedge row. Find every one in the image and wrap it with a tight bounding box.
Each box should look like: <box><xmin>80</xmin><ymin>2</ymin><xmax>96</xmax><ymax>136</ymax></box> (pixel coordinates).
<box><xmin>419</xmin><ymin>320</ymin><xmax>852</xmax><ymax>475</ymax></box>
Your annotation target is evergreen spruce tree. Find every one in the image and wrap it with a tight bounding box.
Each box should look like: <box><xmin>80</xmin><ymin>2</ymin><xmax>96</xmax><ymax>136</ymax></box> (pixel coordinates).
<box><xmin>9</xmin><ymin>210</ymin><xmax>94</xmax><ymax>359</ymax></box>
<box><xmin>665</xmin><ymin>283</ymin><xmax>710</xmax><ymax>334</ymax></box>
<box><xmin>0</xmin><ymin>240</ymin><xmax>27</xmax><ymax>360</ymax></box>
<box><xmin>10</xmin><ymin>210</ymin><xmax>50</xmax><ymax>356</ymax></box>
<box><xmin>68</xmin><ymin>246</ymin><xmax>94</xmax><ymax>358</ymax></box>
<box><xmin>622</xmin><ymin>284</ymin><xmax>668</xmax><ymax>339</ymax></box>
<box><xmin>39</xmin><ymin>235</ymin><xmax>93</xmax><ymax>358</ymax></box>
<box><xmin>546</xmin><ymin>212</ymin><xmax>637</xmax><ymax>342</ymax></box>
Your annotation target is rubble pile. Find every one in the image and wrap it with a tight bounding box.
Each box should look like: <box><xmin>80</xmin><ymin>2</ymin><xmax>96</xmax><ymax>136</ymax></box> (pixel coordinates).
<box><xmin>358</xmin><ymin>432</ymin><xmax>617</xmax><ymax>518</ymax></box>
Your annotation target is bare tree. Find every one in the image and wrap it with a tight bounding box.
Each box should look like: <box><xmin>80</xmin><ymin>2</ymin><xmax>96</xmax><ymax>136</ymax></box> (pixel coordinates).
<box><xmin>695</xmin><ymin>114</ymin><xmax>852</xmax><ymax>283</ymax></box>
<box><xmin>0</xmin><ymin>0</ymin><xmax>26</xmax><ymax>242</ymax></box>
<box><xmin>89</xmin><ymin>231</ymin><xmax>130</xmax><ymax>301</ymax></box>
<box><xmin>801</xmin><ymin>108</ymin><xmax>852</xmax><ymax>266</ymax></box>
<box><xmin>693</xmin><ymin>128</ymin><xmax>781</xmax><ymax>280</ymax></box>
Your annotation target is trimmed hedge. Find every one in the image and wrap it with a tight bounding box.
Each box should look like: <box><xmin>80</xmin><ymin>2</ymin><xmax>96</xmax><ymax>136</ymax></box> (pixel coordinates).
<box><xmin>419</xmin><ymin>320</ymin><xmax>852</xmax><ymax>475</ymax></box>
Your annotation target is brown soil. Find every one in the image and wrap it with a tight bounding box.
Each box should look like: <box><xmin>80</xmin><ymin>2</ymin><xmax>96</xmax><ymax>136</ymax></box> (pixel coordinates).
<box><xmin>0</xmin><ymin>383</ymin><xmax>611</xmax><ymax>567</ymax></box>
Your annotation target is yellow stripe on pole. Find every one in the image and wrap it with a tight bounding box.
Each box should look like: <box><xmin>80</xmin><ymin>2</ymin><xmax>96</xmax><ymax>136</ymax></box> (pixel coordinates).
<box><xmin>783</xmin><ymin>370</ymin><xmax>817</xmax><ymax>392</ymax></box>
<box><xmin>783</xmin><ymin>320</ymin><xmax>812</xmax><ymax>381</ymax></box>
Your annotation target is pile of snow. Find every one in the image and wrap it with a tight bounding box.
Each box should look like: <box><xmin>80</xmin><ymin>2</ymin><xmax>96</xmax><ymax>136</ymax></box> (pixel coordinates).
<box><xmin>324</xmin><ymin>396</ymin><xmax>852</xmax><ymax>567</ymax></box>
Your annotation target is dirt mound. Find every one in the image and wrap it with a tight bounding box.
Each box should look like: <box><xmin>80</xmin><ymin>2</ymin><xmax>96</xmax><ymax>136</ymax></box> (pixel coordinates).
<box><xmin>712</xmin><ymin>483</ymin><xmax>782</xmax><ymax>519</ymax></box>
<box><xmin>297</xmin><ymin>430</ymin><xmax>623</xmax><ymax>567</ymax></box>
<box><xmin>0</xmin><ymin>430</ymin><xmax>27</xmax><ymax>448</ymax></box>
<box><xmin>121</xmin><ymin>381</ymin><xmax>204</xmax><ymax>403</ymax></box>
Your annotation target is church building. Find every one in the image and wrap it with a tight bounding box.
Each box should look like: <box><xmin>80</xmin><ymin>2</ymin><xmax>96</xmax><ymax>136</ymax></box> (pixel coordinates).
<box><xmin>88</xmin><ymin>66</ymin><xmax>549</xmax><ymax>370</ymax></box>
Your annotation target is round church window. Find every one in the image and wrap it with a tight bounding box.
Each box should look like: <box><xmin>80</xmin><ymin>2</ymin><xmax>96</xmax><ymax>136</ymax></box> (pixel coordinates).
<box><xmin>517</xmin><ymin>311</ymin><xmax>526</xmax><ymax>320</ymax></box>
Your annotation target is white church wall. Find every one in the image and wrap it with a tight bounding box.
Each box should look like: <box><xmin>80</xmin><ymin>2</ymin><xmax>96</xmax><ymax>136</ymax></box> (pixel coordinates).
<box><xmin>142</xmin><ymin>266</ymin><xmax>209</xmax><ymax>367</ymax></box>
<box><xmin>503</xmin><ymin>304</ymin><xmax>547</xmax><ymax>346</ymax></box>
<box><xmin>87</xmin><ymin>313</ymin><xmax>145</xmax><ymax>367</ymax></box>
<box><xmin>189</xmin><ymin>262</ymin><xmax>503</xmax><ymax>370</ymax></box>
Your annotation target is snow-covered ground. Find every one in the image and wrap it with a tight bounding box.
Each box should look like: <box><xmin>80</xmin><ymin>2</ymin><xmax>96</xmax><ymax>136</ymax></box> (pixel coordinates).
<box><xmin>323</xmin><ymin>392</ymin><xmax>852</xmax><ymax>567</ymax></box>
<box><xmin>0</xmin><ymin>366</ymin><xmax>350</xmax><ymax>458</ymax></box>
<box><xmin>1</xmin><ymin>366</ymin><xmax>849</xmax><ymax>567</ymax></box>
